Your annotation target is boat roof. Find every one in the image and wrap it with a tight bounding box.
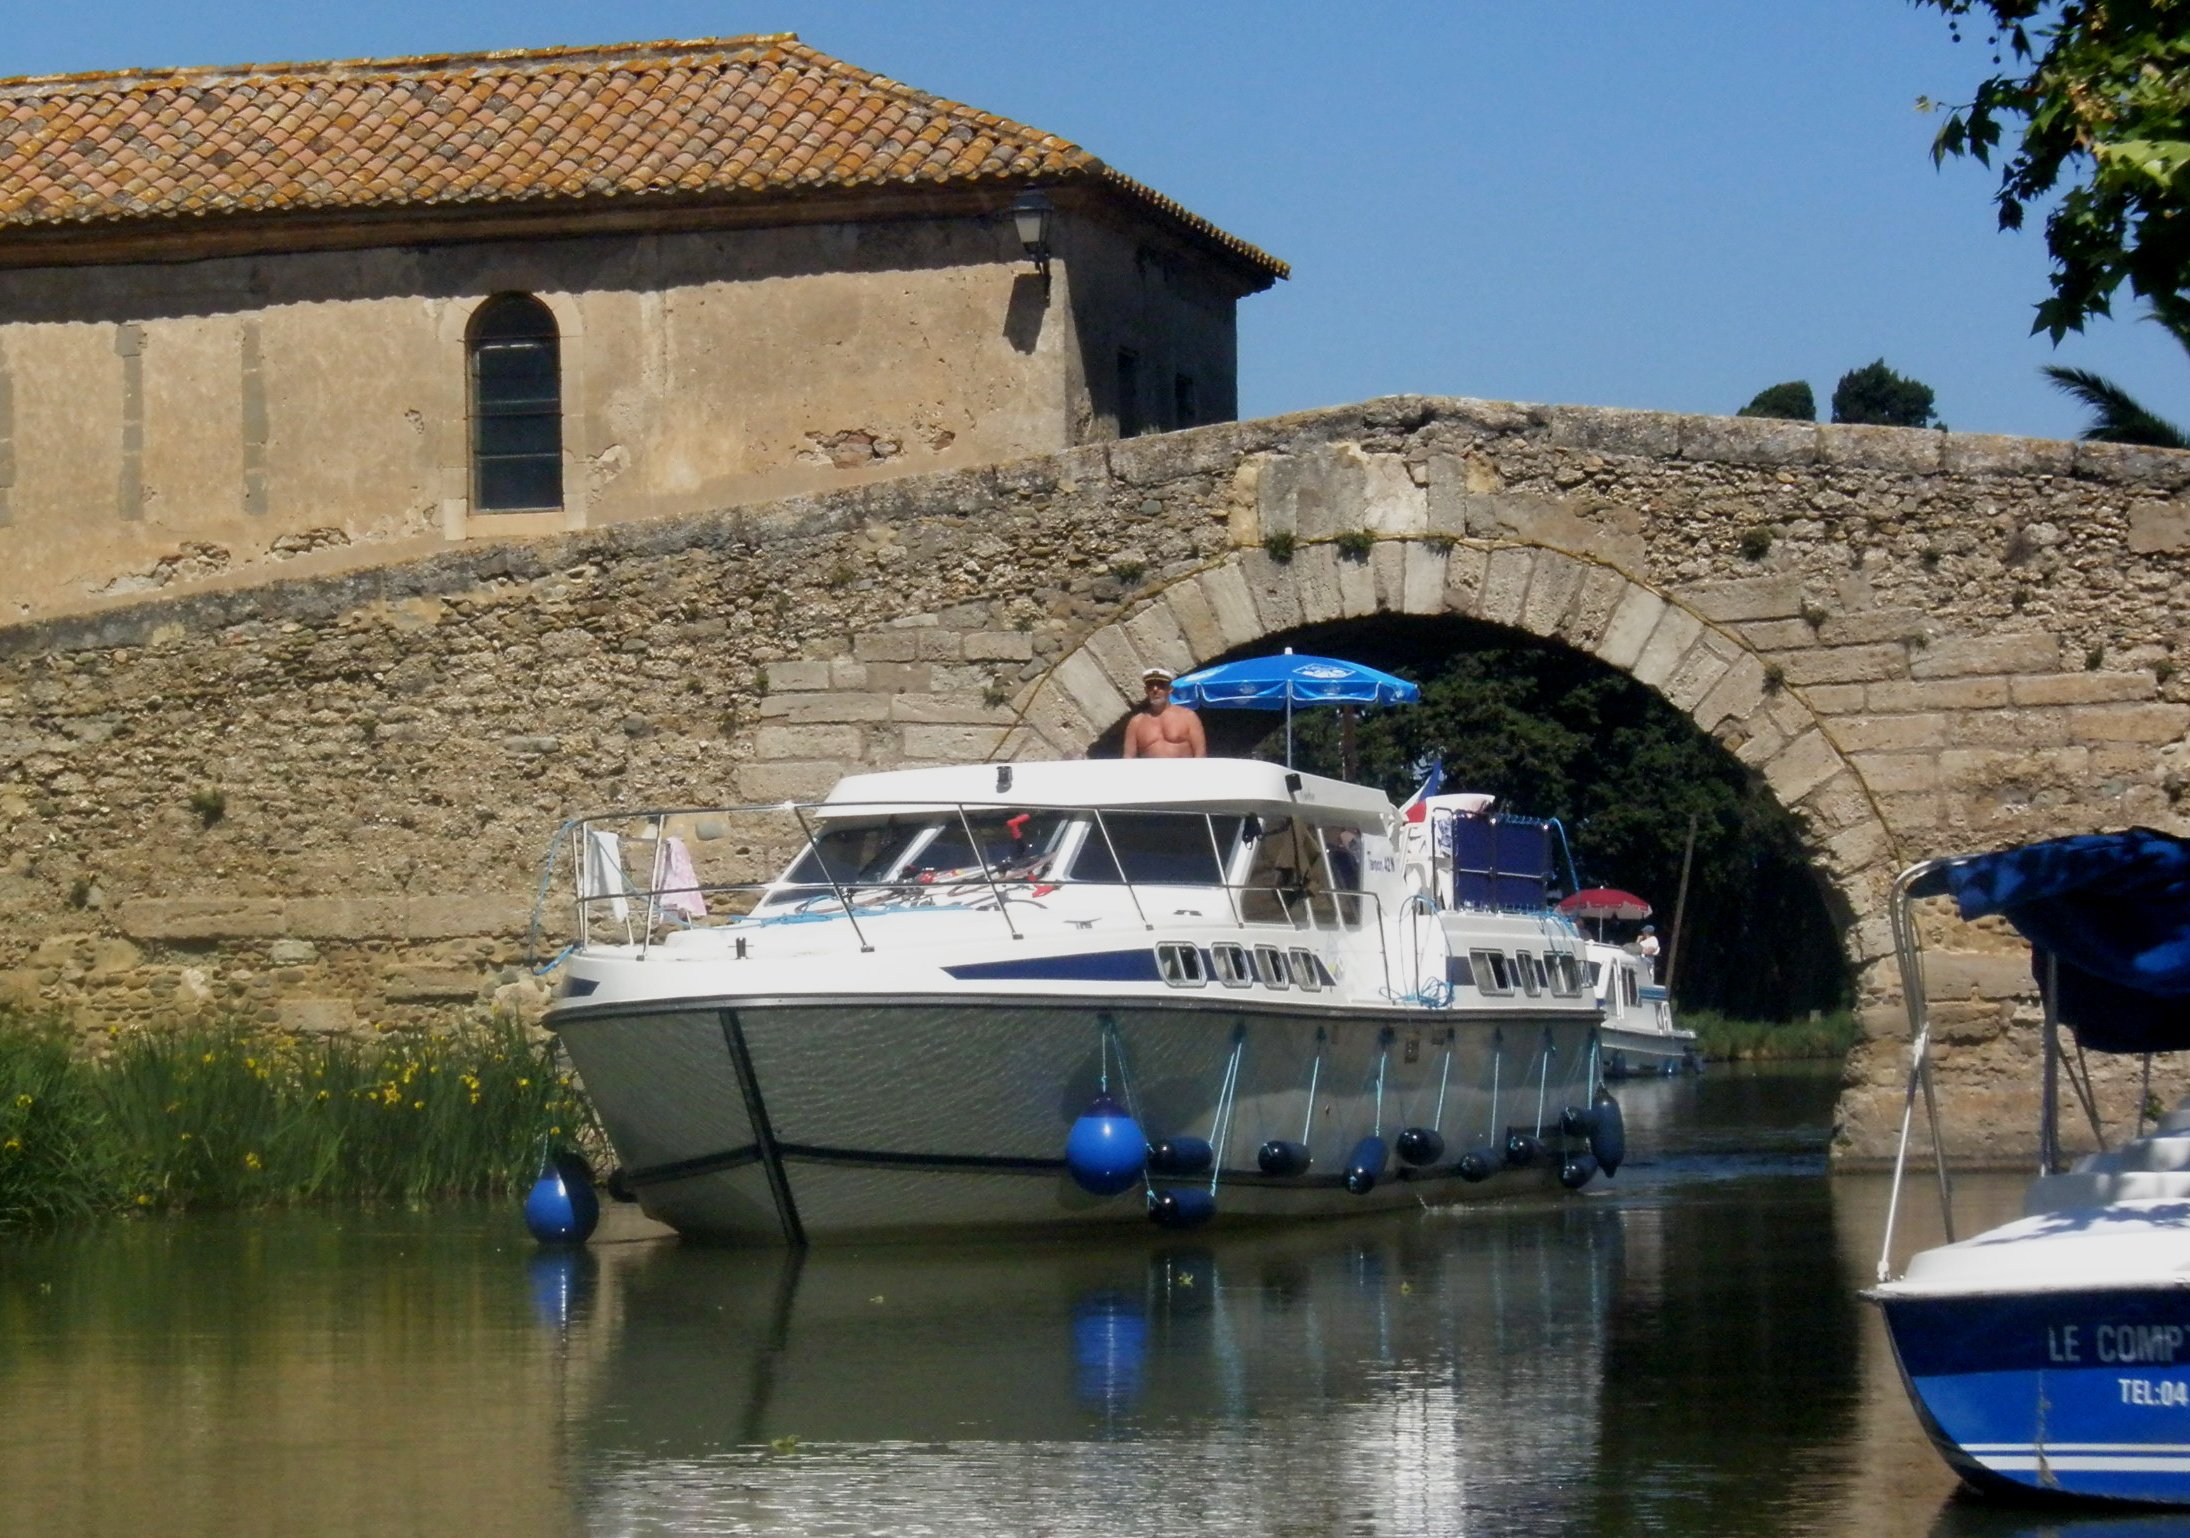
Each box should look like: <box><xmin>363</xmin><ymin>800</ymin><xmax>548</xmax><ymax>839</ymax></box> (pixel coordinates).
<box><xmin>820</xmin><ymin>757</ymin><xmax>1395</xmax><ymax>821</ymax></box>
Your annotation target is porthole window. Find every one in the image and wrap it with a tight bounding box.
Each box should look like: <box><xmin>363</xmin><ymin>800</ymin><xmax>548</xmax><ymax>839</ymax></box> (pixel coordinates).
<box><xmin>469</xmin><ymin>293</ymin><xmax>563</xmax><ymax>511</ymax></box>
<box><xmin>1156</xmin><ymin>942</ymin><xmax>1208</xmax><ymax>987</ymax></box>
<box><xmin>1516</xmin><ymin>953</ymin><xmax>1544</xmax><ymax>996</ymax></box>
<box><xmin>1212</xmin><ymin>942</ymin><xmax>1254</xmax><ymax>988</ymax></box>
<box><xmin>1289</xmin><ymin>948</ymin><xmax>1328</xmax><ymax>992</ymax></box>
<box><xmin>1253</xmin><ymin>945</ymin><xmax>1290</xmax><ymax>988</ymax></box>
<box><xmin>1470</xmin><ymin>949</ymin><xmax>1514</xmax><ymax>995</ymax></box>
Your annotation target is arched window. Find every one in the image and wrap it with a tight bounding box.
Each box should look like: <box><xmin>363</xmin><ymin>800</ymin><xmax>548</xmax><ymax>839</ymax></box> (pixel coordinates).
<box><xmin>468</xmin><ymin>294</ymin><xmax>562</xmax><ymax>511</ymax></box>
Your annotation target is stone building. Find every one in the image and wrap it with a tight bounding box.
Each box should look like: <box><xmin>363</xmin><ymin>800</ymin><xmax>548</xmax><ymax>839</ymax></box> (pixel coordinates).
<box><xmin>0</xmin><ymin>34</ymin><xmax>1284</xmax><ymax>624</ymax></box>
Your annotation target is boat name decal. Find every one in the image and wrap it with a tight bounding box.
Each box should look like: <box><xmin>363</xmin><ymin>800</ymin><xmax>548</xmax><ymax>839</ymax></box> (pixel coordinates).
<box><xmin>2048</xmin><ymin>1323</ymin><xmax>2189</xmax><ymax>1365</ymax></box>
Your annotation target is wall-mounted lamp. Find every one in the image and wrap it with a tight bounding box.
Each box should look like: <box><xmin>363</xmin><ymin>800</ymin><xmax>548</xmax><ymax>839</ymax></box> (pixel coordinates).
<box><xmin>1010</xmin><ymin>189</ymin><xmax>1053</xmax><ymax>277</ymax></box>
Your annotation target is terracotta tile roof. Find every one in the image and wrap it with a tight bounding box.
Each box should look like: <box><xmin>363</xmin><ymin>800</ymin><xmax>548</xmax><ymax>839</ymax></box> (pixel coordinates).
<box><xmin>0</xmin><ymin>34</ymin><xmax>1285</xmax><ymax>279</ymax></box>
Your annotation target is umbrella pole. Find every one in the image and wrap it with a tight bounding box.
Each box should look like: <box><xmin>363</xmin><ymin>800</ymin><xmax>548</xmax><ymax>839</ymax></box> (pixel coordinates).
<box><xmin>1285</xmin><ymin>692</ymin><xmax>1293</xmax><ymax>767</ymax></box>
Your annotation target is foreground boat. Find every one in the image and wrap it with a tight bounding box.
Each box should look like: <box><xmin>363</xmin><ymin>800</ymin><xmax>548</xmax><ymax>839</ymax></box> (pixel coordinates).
<box><xmin>1867</xmin><ymin>830</ymin><xmax>2190</xmax><ymax>1506</ymax></box>
<box><xmin>532</xmin><ymin>757</ymin><xmax>1626</xmax><ymax>1243</ymax></box>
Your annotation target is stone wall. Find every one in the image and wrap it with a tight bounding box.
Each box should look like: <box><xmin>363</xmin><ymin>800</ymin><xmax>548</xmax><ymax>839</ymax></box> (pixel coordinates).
<box><xmin>2</xmin><ymin>394</ymin><xmax>2186</xmax><ymax>1160</ymax></box>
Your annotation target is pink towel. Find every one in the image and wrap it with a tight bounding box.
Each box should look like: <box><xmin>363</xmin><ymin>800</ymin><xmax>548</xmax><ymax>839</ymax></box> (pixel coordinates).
<box><xmin>658</xmin><ymin>837</ymin><xmax>709</xmax><ymax>919</ymax></box>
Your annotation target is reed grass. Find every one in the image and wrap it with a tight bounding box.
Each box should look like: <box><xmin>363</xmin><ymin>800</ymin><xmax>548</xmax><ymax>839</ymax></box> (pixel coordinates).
<box><xmin>0</xmin><ymin>1012</ymin><xmax>590</xmax><ymax>1228</ymax></box>
<box><xmin>1683</xmin><ymin>1008</ymin><xmax>1859</xmax><ymax>1062</ymax></box>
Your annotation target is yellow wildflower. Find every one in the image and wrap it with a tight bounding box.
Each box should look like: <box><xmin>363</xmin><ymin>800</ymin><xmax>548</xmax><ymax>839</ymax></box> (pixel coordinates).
<box><xmin>2</xmin><ymin>1138</ymin><xmax>20</xmax><ymax>1153</ymax></box>
<box><xmin>317</xmin><ymin>1090</ymin><xmax>330</xmax><ymax>1102</ymax></box>
<box><xmin>517</xmin><ymin>1077</ymin><xmax>531</xmax><ymax>1089</ymax></box>
<box><xmin>412</xmin><ymin>1100</ymin><xmax>424</xmax><ymax>1110</ymax></box>
<box><xmin>134</xmin><ymin>1194</ymin><xmax>152</xmax><ymax>1207</ymax></box>
<box><xmin>13</xmin><ymin>1093</ymin><xmax>31</xmax><ymax>1108</ymax></box>
<box><xmin>243</xmin><ymin>1152</ymin><xmax>262</xmax><ymax>1171</ymax></box>
<box><xmin>468</xmin><ymin>1093</ymin><xmax>480</xmax><ymax>1106</ymax></box>
<box><xmin>202</xmin><ymin>1053</ymin><xmax>215</xmax><ymax>1064</ymax></box>
<box><xmin>180</xmin><ymin>1132</ymin><xmax>193</xmax><ymax>1142</ymax></box>
<box><xmin>548</xmin><ymin>1125</ymin><xmax>562</xmax><ymax>1136</ymax></box>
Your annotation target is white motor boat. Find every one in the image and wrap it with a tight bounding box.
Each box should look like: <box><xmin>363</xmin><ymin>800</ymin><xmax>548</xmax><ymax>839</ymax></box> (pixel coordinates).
<box><xmin>1399</xmin><ymin>792</ymin><xmax>1697</xmax><ymax>1079</ymax></box>
<box><xmin>1867</xmin><ymin>830</ymin><xmax>2190</xmax><ymax>1507</ymax></box>
<box><xmin>532</xmin><ymin>757</ymin><xmax>1629</xmax><ymax>1244</ymax></box>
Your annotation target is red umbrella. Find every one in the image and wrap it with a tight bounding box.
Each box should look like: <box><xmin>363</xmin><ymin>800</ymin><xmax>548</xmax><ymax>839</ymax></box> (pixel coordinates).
<box><xmin>1556</xmin><ymin>888</ymin><xmax>1653</xmax><ymax>922</ymax></box>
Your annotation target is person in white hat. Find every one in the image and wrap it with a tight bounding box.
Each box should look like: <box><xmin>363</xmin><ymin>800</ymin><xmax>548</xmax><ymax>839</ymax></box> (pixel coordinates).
<box><xmin>1123</xmin><ymin>666</ymin><xmax>1207</xmax><ymax>758</ymax></box>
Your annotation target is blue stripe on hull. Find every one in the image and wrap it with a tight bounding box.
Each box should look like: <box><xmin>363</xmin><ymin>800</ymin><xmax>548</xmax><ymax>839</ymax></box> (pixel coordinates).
<box><xmin>1881</xmin><ymin>1292</ymin><xmax>2190</xmax><ymax>1506</ymax></box>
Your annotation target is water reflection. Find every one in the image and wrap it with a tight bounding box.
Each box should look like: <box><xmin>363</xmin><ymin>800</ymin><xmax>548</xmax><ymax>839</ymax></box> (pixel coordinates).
<box><xmin>566</xmin><ymin>1205</ymin><xmax>1626</xmax><ymax>1536</ymax></box>
<box><xmin>0</xmin><ymin>1066</ymin><xmax>2077</xmax><ymax>1538</ymax></box>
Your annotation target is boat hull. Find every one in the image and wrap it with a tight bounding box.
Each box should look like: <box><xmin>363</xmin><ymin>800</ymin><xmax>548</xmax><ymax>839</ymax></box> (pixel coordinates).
<box><xmin>1599</xmin><ymin>1024</ymin><xmax>1699</xmax><ymax>1078</ymax></box>
<box><xmin>1877</xmin><ymin>1288</ymin><xmax>2190</xmax><ymax>1506</ymax></box>
<box><xmin>553</xmin><ymin>995</ymin><xmax>1601</xmax><ymax>1243</ymax></box>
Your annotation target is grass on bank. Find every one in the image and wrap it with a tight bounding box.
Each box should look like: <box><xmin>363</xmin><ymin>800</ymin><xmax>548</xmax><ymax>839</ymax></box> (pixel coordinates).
<box><xmin>0</xmin><ymin>1013</ymin><xmax>589</xmax><ymax>1230</ymax></box>
<box><xmin>1683</xmin><ymin>1008</ymin><xmax>1858</xmax><ymax>1063</ymax></box>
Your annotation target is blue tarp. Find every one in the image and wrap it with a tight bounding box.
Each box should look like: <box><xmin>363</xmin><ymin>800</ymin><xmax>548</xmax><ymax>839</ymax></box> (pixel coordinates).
<box><xmin>1944</xmin><ymin>828</ymin><xmax>2190</xmax><ymax>1054</ymax></box>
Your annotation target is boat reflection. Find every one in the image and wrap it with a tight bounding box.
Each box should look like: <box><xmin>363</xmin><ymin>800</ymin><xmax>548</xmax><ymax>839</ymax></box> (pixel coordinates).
<box><xmin>556</xmin><ymin>1202</ymin><xmax>1625</xmax><ymax>1535</ymax></box>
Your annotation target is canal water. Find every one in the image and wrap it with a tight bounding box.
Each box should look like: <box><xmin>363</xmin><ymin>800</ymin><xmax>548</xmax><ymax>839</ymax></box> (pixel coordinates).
<box><xmin>0</xmin><ymin>1065</ymin><xmax>2127</xmax><ymax>1538</ymax></box>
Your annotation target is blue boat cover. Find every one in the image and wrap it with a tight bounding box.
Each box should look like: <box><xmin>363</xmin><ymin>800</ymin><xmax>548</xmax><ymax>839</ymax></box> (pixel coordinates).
<box><xmin>1944</xmin><ymin>828</ymin><xmax>2190</xmax><ymax>1053</ymax></box>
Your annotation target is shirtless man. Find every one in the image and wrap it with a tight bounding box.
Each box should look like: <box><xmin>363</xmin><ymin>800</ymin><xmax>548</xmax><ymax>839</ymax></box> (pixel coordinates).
<box><xmin>1122</xmin><ymin>667</ymin><xmax>1207</xmax><ymax>758</ymax></box>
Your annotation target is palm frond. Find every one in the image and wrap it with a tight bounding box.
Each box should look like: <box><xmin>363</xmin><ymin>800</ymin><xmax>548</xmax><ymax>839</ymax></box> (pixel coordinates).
<box><xmin>2042</xmin><ymin>365</ymin><xmax>2190</xmax><ymax>448</ymax></box>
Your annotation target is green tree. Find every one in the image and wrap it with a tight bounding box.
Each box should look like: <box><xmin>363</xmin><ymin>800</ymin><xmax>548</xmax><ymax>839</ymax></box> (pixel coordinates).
<box><xmin>1917</xmin><ymin>0</ymin><xmax>2190</xmax><ymax>340</ymax></box>
<box><xmin>1737</xmin><ymin>380</ymin><xmax>1818</xmax><ymax>421</ymax></box>
<box><xmin>1276</xmin><ymin>639</ymin><xmax>1849</xmax><ymax>1020</ymax></box>
<box><xmin>1831</xmin><ymin>359</ymin><xmax>1939</xmax><ymax>426</ymax></box>
<box><xmin>2042</xmin><ymin>296</ymin><xmax>2190</xmax><ymax>445</ymax></box>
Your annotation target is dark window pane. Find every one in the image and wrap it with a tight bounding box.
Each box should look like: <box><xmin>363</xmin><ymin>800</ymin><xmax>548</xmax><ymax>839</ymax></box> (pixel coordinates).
<box><xmin>476</xmin><ymin>411</ymin><xmax>562</xmax><ymax>457</ymax></box>
<box><xmin>475</xmin><ymin>340</ymin><xmax>559</xmax><ymax>399</ymax></box>
<box><xmin>477</xmin><ymin>455</ymin><xmax>561</xmax><ymax>512</ymax></box>
<box><xmin>1073</xmin><ymin>812</ymin><xmax>1221</xmax><ymax>885</ymax></box>
<box><xmin>1116</xmin><ymin>349</ymin><xmax>1140</xmax><ymax>437</ymax></box>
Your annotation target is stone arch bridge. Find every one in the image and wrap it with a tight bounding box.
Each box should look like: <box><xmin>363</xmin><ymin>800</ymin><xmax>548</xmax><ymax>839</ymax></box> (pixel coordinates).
<box><xmin>2</xmin><ymin>395</ymin><xmax>2186</xmax><ymax>1160</ymax></box>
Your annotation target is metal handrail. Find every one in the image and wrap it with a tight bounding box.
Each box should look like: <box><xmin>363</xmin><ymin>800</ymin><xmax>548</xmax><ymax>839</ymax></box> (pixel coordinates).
<box><xmin>1878</xmin><ymin>857</ymin><xmax>1958</xmax><ymax>1283</ymax></box>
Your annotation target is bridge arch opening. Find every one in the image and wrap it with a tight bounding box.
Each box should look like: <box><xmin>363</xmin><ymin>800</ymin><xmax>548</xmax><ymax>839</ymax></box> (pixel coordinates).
<box><xmin>1067</xmin><ymin>596</ymin><xmax>1864</xmax><ymax>1029</ymax></box>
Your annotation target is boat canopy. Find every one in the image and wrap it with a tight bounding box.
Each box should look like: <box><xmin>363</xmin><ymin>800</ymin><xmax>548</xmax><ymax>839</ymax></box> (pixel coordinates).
<box><xmin>1930</xmin><ymin>828</ymin><xmax>2190</xmax><ymax>1054</ymax></box>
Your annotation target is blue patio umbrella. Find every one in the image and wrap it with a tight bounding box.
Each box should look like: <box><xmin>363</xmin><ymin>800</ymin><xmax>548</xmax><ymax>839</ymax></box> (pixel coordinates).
<box><xmin>1169</xmin><ymin>649</ymin><xmax>1420</xmax><ymax>765</ymax></box>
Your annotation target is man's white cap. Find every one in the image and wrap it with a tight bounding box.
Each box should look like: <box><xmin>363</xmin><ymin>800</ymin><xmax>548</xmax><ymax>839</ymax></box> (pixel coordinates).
<box><xmin>1142</xmin><ymin>666</ymin><xmax>1176</xmax><ymax>683</ymax></box>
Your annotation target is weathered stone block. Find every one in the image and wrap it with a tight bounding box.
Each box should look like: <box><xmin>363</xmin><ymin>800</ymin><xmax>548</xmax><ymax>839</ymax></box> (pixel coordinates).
<box><xmin>1940</xmin><ymin>434</ymin><xmax>2073</xmax><ymax>477</ymax></box>
<box><xmin>735</xmin><ymin>761</ymin><xmax>847</xmax><ymax>802</ymax></box>
<box><xmin>852</xmin><ymin>631</ymin><xmax>921</xmax><ymax>662</ymax></box>
<box><xmin>1851</xmin><ymin>751</ymin><xmax>1940</xmax><ymax>794</ymax></box>
<box><xmin>2011</xmin><ymin>670</ymin><xmax>2157</xmax><ymax>706</ymax></box>
<box><xmin>1518</xmin><ymin>551</ymin><xmax>1584</xmax><ymax>637</ymax></box>
<box><xmin>1199</xmin><ymin>563</ymin><xmax>1263</xmax><ymax>648</ymax></box>
<box><xmin>1761</xmin><ymin>728</ymin><xmax>1843</xmax><ymax>804</ymax></box>
<box><xmin>1337</xmin><ymin>549</ymin><xmax>1378</xmax><ymax>617</ymax></box>
<box><xmin>1543</xmin><ymin>404</ymin><xmax>1681</xmax><ymax>458</ymax></box>
<box><xmin>1817</xmin><ymin>423</ymin><xmax>1944</xmax><ymax>474</ymax></box>
<box><xmin>915</xmin><ymin>629</ymin><xmax>967</xmax><ymax>661</ymax></box>
<box><xmin>768</xmin><ymin>660</ymin><xmax>831</xmax><ymax>691</ymax></box>
<box><xmin>1594</xmin><ymin>585</ymin><xmax>1667</xmax><ymax>670</ymax></box>
<box><xmin>1832</xmin><ymin>713</ymin><xmax>1949</xmax><ymax>753</ymax></box>
<box><xmin>1867</xmin><ymin>677</ymin><xmax>2013</xmax><ymax>712</ymax></box>
<box><xmin>899</xmin><ymin>724</ymin><xmax>1008</xmax><ymax>760</ymax></box>
<box><xmin>1805</xmin><ymin>683</ymin><xmax>1869</xmax><ymax>714</ymax></box>
<box><xmin>1370</xmin><ymin>542</ymin><xmax>1407</xmax><ymax>612</ymax></box>
<box><xmin>1162</xmin><ymin>576</ymin><xmax>1230</xmax><ymax>659</ymax></box>
<box><xmin>1122</xmin><ymin>602</ymin><xmax>1192</xmax><ymax>680</ymax></box>
<box><xmin>1632</xmin><ymin>607</ymin><xmax>1705</xmax><ymax>690</ymax></box>
<box><xmin>964</xmin><ymin>631</ymin><xmax>1034</xmax><ymax>662</ymax></box>
<box><xmin>1923</xmin><ymin>952</ymin><xmax>2035</xmax><ymax>1001</ymax></box>
<box><xmin>278</xmin><ymin>998</ymin><xmax>357</xmax><ymax>1035</ymax></box>
<box><xmin>1770</xmin><ymin>643</ymin><xmax>1906</xmax><ymax>687</ymax></box>
<box><xmin>1083</xmin><ymin>625</ymin><xmax>1152</xmax><ymax>699</ymax></box>
<box><xmin>1241</xmin><ymin>547</ymin><xmax>1308</xmax><ymax>633</ymax></box>
<box><xmin>1944</xmin><ymin>708</ymin><xmax>2070</xmax><ymax>748</ymax></box>
<box><xmin>1401</xmin><ymin>541</ymin><xmax>1447</xmax><ymax>615</ymax></box>
<box><xmin>1559</xmin><ymin>564</ymin><xmax>1628</xmax><ymax>651</ymax></box>
<box><xmin>1678</xmin><ymin>414</ymin><xmax>1819</xmax><ymax>466</ymax></box>
<box><xmin>2068</xmin><ymin>702</ymin><xmax>2190</xmax><ymax>744</ymax></box>
<box><xmin>1052</xmin><ymin>649</ymin><xmax>1129</xmax><ymax>727</ymax></box>
<box><xmin>1677</xmin><ymin>575</ymin><xmax>1803</xmax><ymax>624</ymax></box>
<box><xmin>2075</xmin><ymin>440</ymin><xmax>2190</xmax><ymax>488</ymax></box>
<box><xmin>1478</xmin><ymin>547</ymin><xmax>1536</xmax><ymax>627</ymax></box>
<box><xmin>1692</xmin><ymin>653</ymin><xmax>1769</xmax><ymax>731</ymax></box>
<box><xmin>758</xmin><ymin>691</ymin><xmax>894</xmax><ymax>724</ymax></box>
<box><xmin>2128</xmin><ymin>500</ymin><xmax>2190</xmax><ymax>553</ymax></box>
<box><xmin>268</xmin><ymin>939</ymin><xmax>320</xmax><ymax>967</ymax></box>
<box><xmin>384</xmin><ymin>967</ymin><xmax>481</xmax><ymax>1003</ymax></box>
<box><xmin>1442</xmin><ymin>541</ymin><xmax>1490</xmax><ymax>616</ymax></box>
<box><xmin>117</xmin><ymin>896</ymin><xmax>286</xmax><ymax>940</ymax></box>
<box><xmin>890</xmin><ymin>695</ymin><xmax>1014</xmax><ymax>726</ymax></box>
<box><xmin>285</xmin><ymin>897</ymin><xmax>406</xmax><ymax>938</ymax></box>
<box><xmin>754</xmin><ymin>723</ymin><xmax>865</xmax><ymax>760</ymax></box>
<box><xmin>1910</xmin><ymin>632</ymin><xmax>2061</xmax><ymax>678</ymax></box>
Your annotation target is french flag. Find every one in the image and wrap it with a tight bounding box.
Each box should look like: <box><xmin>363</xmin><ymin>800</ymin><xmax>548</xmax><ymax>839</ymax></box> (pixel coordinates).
<box><xmin>1400</xmin><ymin>761</ymin><xmax>1444</xmax><ymax>823</ymax></box>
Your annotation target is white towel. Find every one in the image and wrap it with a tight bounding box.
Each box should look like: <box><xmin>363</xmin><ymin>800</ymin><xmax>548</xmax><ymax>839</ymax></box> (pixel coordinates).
<box><xmin>658</xmin><ymin>836</ymin><xmax>709</xmax><ymax>920</ymax></box>
<box><xmin>581</xmin><ymin>829</ymin><xmax>630</xmax><ymax>921</ymax></box>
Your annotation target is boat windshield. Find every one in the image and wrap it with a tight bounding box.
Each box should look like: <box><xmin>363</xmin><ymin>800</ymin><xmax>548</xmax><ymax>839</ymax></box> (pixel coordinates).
<box><xmin>1070</xmin><ymin>812</ymin><xmax>1246</xmax><ymax>886</ymax></box>
<box><xmin>766</xmin><ymin>811</ymin><xmax>1074</xmax><ymax>906</ymax></box>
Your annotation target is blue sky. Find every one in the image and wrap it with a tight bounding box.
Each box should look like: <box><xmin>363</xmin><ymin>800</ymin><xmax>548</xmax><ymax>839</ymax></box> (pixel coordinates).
<box><xmin>12</xmin><ymin>2</ymin><xmax>2183</xmax><ymax>440</ymax></box>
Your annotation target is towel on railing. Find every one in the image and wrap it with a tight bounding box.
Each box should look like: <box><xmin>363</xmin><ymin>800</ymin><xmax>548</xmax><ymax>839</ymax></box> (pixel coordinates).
<box><xmin>581</xmin><ymin>829</ymin><xmax>631</xmax><ymax>921</ymax></box>
<box><xmin>658</xmin><ymin>836</ymin><xmax>709</xmax><ymax>920</ymax></box>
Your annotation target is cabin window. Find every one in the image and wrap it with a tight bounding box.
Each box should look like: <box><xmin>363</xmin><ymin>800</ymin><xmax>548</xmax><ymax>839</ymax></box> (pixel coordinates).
<box><xmin>1587</xmin><ymin>960</ymin><xmax>1605</xmax><ymax>986</ymax></box>
<box><xmin>1623</xmin><ymin>968</ymin><xmax>1640</xmax><ymax>1008</ymax></box>
<box><xmin>1547</xmin><ymin>953</ymin><xmax>1585</xmax><ymax>996</ymax></box>
<box><xmin>1289</xmin><ymin>948</ymin><xmax>1330</xmax><ymax>991</ymax></box>
<box><xmin>1253</xmin><ymin>945</ymin><xmax>1290</xmax><ymax>988</ymax></box>
<box><xmin>468</xmin><ymin>293</ymin><xmax>562</xmax><ymax>511</ymax></box>
<box><xmin>1211</xmin><ymin>942</ymin><xmax>1254</xmax><ymax>988</ymax></box>
<box><xmin>1070</xmin><ymin>812</ymin><xmax>1236</xmax><ymax>886</ymax></box>
<box><xmin>1156</xmin><ymin>942</ymin><xmax>1209</xmax><ymax>987</ymax></box>
<box><xmin>1445</xmin><ymin>954</ymin><xmax>1476</xmax><ymax>989</ymax></box>
<box><xmin>1470</xmin><ymin>949</ymin><xmax>1514</xmax><ymax>995</ymax></box>
<box><xmin>1516</xmin><ymin>953</ymin><xmax>1544</xmax><ymax>996</ymax></box>
<box><xmin>906</xmin><ymin>810</ymin><xmax>1072</xmax><ymax>881</ymax></box>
